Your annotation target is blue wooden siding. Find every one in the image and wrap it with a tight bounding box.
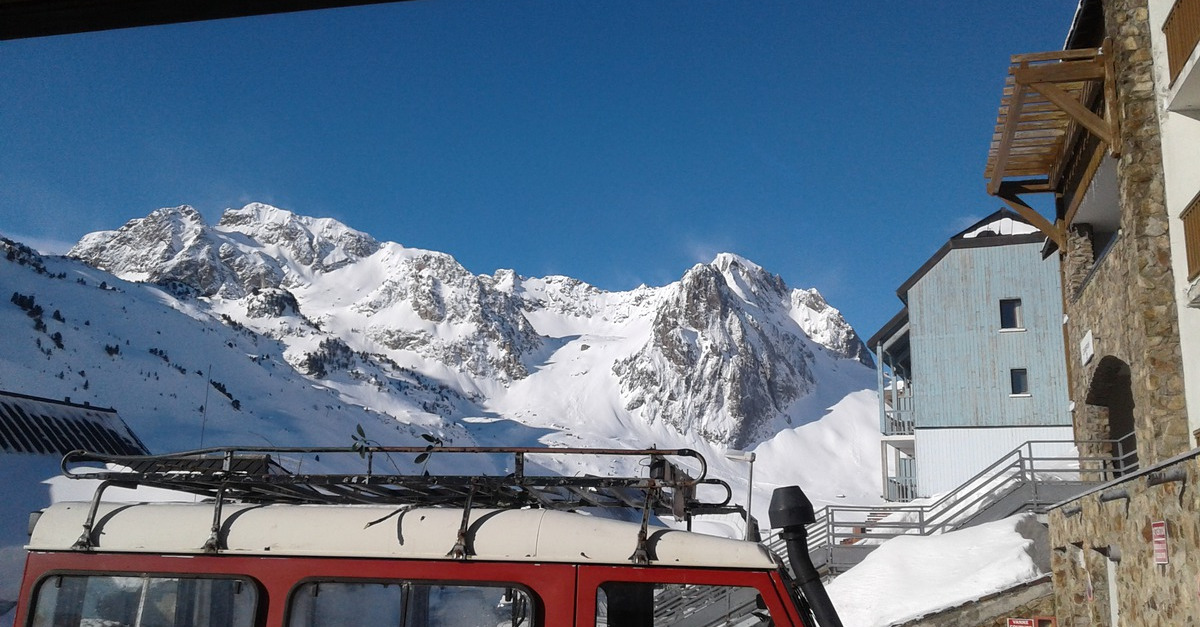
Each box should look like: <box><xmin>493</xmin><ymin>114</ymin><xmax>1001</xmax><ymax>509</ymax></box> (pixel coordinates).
<box><xmin>907</xmin><ymin>241</ymin><xmax>1070</xmax><ymax>429</ymax></box>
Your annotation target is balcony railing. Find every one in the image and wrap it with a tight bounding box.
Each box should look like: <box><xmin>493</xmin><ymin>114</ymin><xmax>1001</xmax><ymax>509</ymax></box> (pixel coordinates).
<box><xmin>881</xmin><ymin>390</ymin><xmax>914</xmax><ymax>436</ymax></box>
<box><xmin>882</xmin><ymin>409</ymin><xmax>914</xmax><ymax>436</ymax></box>
<box><xmin>886</xmin><ymin>457</ymin><xmax>918</xmax><ymax>502</ymax></box>
<box><xmin>885</xmin><ymin>477</ymin><xmax>918</xmax><ymax>503</ymax></box>
<box><xmin>1165</xmin><ymin>0</ymin><xmax>1200</xmax><ymax>84</ymax></box>
<box><xmin>1184</xmin><ymin>191</ymin><xmax>1200</xmax><ymax>281</ymax></box>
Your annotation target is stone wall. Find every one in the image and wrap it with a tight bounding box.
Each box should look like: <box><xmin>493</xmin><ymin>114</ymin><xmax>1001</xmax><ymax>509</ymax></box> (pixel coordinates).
<box><xmin>1061</xmin><ymin>0</ymin><xmax>1188</xmax><ymax>470</ymax></box>
<box><xmin>1051</xmin><ymin>1</ymin><xmax>1199</xmax><ymax>626</ymax></box>
<box><xmin>1049</xmin><ymin>452</ymin><xmax>1200</xmax><ymax>626</ymax></box>
<box><xmin>895</xmin><ymin>577</ymin><xmax>1056</xmax><ymax>627</ymax></box>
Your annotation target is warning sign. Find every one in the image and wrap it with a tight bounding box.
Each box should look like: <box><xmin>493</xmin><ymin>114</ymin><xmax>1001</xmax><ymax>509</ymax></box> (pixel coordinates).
<box><xmin>1007</xmin><ymin>619</ymin><xmax>1035</xmax><ymax>627</ymax></box>
<box><xmin>1152</xmin><ymin>521</ymin><xmax>1169</xmax><ymax>565</ymax></box>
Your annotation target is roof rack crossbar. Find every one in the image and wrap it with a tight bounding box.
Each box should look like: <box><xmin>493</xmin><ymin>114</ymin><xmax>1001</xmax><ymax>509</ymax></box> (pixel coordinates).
<box><xmin>59</xmin><ymin>445</ymin><xmax>741</xmax><ymax>523</ymax></box>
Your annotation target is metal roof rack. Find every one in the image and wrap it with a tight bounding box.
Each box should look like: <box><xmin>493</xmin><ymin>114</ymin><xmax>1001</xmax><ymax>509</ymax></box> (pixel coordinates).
<box><xmin>61</xmin><ymin>446</ymin><xmax>746</xmax><ymax>562</ymax></box>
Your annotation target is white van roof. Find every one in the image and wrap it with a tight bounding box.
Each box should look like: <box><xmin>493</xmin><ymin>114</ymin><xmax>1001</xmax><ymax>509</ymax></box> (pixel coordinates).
<box><xmin>29</xmin><ymin>501</ymin><xmax>778</xmax><ymax>570</ymax></box>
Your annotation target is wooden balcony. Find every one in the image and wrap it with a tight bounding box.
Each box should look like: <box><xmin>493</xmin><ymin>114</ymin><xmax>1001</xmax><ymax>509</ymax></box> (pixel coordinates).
<box><xmin>1183</xmin><ymin>191</ymin><xmax>1200</xmax><ymax>281</ymax></box>
<box><xmin>1165</xmin><ymin>0</ymin><xmax>1200</xmax><ymax>85</ymax></box>
<box><xmin>984</xmin><ymin>44</ymin><xmax>1117</xmax><ymax>248</ymax></box>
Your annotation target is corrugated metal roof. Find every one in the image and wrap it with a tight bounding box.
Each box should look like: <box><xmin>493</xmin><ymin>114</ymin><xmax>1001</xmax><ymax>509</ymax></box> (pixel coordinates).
<box><xmin>0</xmin><ymin>390</ymin><xmax>148</xmax><ymax>455</ymax></box>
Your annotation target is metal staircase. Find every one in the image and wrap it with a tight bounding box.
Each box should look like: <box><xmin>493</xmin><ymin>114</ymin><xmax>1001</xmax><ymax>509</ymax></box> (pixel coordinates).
<box><xmin>772</xmin><ymin>437</ymin><xmax>1138</xmax><ymax>577</ymax></box>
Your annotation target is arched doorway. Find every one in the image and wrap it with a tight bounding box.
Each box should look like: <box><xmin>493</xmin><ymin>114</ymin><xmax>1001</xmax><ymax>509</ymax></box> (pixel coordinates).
<box><xmin>1085</xmin><ymin>356</ymin><xmax>1137</xmax><ymax>477</ymax></box>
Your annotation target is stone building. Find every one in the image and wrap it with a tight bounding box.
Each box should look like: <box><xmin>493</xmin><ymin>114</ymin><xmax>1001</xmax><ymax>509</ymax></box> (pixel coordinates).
<box><xmin>983</xmin><ymin>0</ymin><xmax>1200</xmax><ymax>624</ymax></box>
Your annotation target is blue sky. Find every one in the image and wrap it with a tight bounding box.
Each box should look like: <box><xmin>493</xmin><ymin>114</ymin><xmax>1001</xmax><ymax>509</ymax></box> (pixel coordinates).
<box><xmin>0</xmin><ymin>1</ymin><xmax>1078</xmax><ymax>340</ymax></box>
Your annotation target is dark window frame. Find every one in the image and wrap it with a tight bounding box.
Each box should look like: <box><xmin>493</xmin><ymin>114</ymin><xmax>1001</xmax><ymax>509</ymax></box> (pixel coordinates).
<box><xmin>999</xmin><ymin>298</ymin><xmax>1024</xmax><ymax>330</ymax></box>
<box><xmin>1010</xmin><ymin>368</ymin><xmax>1030</xmax><ymax>396</ymax></box>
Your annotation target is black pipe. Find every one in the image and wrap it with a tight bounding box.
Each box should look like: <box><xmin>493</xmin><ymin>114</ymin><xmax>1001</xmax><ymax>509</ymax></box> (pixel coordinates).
<box><xmin>769</xmin><ymin>486</ymin><xmax>844</xmax><ymax>627</ymax></box>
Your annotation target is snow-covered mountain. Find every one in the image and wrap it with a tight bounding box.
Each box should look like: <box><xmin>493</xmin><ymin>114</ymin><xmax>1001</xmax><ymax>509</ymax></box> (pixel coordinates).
<box><xmin>5</xmin><ymin>203</ymin><xmax>882</xmax><ymax>512</ymax></box>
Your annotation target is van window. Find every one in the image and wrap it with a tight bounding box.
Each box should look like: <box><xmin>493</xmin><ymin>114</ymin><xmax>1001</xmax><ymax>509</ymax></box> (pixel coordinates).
<box><xmin>596</xmin><ymin>582</ymin><xmax>772</xmax><ymax>626</ymax></box>
<box><xmin>288</xmin><ymin>581</ymin><xmax>533</xmax><ymax>627</ymax></box>
<box><xmin>31</xmin><ymin>574</ymin><xmax>256</xmax><ymax>627</ymax></box>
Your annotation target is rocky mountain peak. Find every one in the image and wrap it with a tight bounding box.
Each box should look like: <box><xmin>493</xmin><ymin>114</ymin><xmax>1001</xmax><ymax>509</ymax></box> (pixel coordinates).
<box><xmin>217</xmin><ymin>203</ymin><xmax>380</xmax><ymax>273</ymax></box>
<box><xmin>790</xmin><ymin>288</ymin><xmax>872</xmax><ymax>365</ymax></box>
<box><xmin>613</xmin><ymin>253</ymin><xmax>870</xmax><ymax>449</ymax></box>
<box><xmin>353</xmin><ymin>248</ymin><xmax>543</xmax><ymax>381</ymax></box>
<box><xmin>69</xmin><ymin>203</ymin><xmax>385</xmax><ymax>299</ymax></box>
<box><xmin>67</xmin><ymin>205</ymin><xmax>229</xmax><ymax>290</ymax></box>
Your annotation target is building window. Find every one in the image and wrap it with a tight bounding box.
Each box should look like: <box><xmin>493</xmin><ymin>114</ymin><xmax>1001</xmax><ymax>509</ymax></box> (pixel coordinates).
<box><xmin>999</xmin><ymin>298</ymin><xmax>1023</xmax><ymax>330</ymax></box>
<box><xmin>1010</xmin><ymin>368</ymin><xmax>1029</xmax><ymax>395</ymax></box>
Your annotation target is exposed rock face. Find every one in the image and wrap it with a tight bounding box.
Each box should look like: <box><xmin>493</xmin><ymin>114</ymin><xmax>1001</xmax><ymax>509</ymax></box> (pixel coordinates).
<box><xmin>69</xmin><ymin>206</ymin><xmax>249</xmax><ymax>297</ymax></box>
<box><xmin>613</xmin><ymin>254</ymin><xmax>867</xmax><ymax>448</ymax></box>
<box><xmin>356</xmin><ymin>249</ymin><xmax>542</xmax><ymax>381</ymax></box>
<box><xmin>245</xmin><ymin>288</ymin><xmax>301</xmax><ymax>318</ymax></box>
<box><xmin>791</xmin><ymin>288</ymin><xmax>873</xmax><ymax>365</ymax></box>
<box><xmin>217</xmin><ymin>203</ymin><xmax>380</xmax><ymax>274</ymax></box>
<box><xmin>68</xmin><ymin>204</ymin><xmax>379</xmax><ymax>298</ymax></box>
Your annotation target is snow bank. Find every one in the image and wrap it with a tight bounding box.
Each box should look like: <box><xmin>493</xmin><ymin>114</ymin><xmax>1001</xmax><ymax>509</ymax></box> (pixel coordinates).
<box><xmin>827</xmin><ymin>513</ymin><xmax>1051</xmax><ymax>627</ymax></box>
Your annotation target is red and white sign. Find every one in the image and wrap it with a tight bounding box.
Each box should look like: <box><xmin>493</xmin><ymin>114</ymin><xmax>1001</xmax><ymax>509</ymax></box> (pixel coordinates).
<box><xmin>1007</xmin><ymin>619</ymin><xmax>1035</xmax><ymax>627</ymax></box>
<box><xmin>1152</xmin><ymin>520</ymin><xmax>1169</xmax><ymax>565</ymax></box>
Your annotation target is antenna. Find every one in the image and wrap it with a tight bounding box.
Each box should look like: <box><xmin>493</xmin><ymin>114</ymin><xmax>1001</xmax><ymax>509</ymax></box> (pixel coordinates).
<box><xmin>199</xmin><ymin>363</ymin><xmax>212</xmax><ymax>448</ymax></box>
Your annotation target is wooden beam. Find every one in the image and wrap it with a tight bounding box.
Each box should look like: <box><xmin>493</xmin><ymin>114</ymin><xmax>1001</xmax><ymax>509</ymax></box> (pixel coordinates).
<box><xmin>1102</xmin><ymin>37</ymin><xmax>1121</xmax><ymax>158</ymax></box>
<box><xmin>998</xmin><ymin>179</ymin><xmax>1054</xmax><ymax>195</ymax></box>
<box><xmin>1028</xmin><ymin>80</ymin><xmax>1113</xmax><ymax>146</ymax></box>
<box><xmin>1011</xmin><ymin>48</ymin><xmax>1103</xmax><ymax>64</ymax></box>
<box><xmin>996</xmin><ymin>190</ymin><xmax>1065</xmax><ymax>249</ymax></box>
<box><xmin>988</xmin><ymin>74</ymin><xmax>1029</xmax><ymax>195</ymax></box>
<box><xmin>1013</xmin><ymin>60</ymin><xmax>1105</xmax><ymax>85</ymax></box>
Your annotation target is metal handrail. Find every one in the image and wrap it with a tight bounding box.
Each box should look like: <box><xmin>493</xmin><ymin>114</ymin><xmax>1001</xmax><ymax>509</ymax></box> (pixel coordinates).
<box><xmin>770</xmin><ymin>436</ymin><xmax>1138</xmax><ymax>574</ymax></box>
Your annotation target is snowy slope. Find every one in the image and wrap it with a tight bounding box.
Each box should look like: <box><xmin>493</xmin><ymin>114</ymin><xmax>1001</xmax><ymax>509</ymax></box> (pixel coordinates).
<box><xmin>827</xmin><ymin>514</ymin><xmax>1051</xmax><ymax>627</ymax></box>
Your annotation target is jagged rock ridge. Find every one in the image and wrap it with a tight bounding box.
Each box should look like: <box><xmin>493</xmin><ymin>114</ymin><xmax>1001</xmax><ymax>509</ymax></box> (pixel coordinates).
<box><xmin>67</xmin><ymin>204</ymin><xmax>872</xmax><ymax>447</ymax></box>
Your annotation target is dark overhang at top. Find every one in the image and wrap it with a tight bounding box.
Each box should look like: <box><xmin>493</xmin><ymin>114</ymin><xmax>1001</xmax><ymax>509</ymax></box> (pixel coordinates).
<box><xmin>0</xmin><ymin>0</ymin><xmax>417</xmax><ymax>40</ymax></box>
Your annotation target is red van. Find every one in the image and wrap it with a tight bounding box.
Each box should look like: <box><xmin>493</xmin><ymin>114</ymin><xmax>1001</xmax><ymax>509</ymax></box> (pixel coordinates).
<box><xmin>13</xmin><ymin>446</ymin><xmax>842</xmax><ymax>627</ymax></box>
